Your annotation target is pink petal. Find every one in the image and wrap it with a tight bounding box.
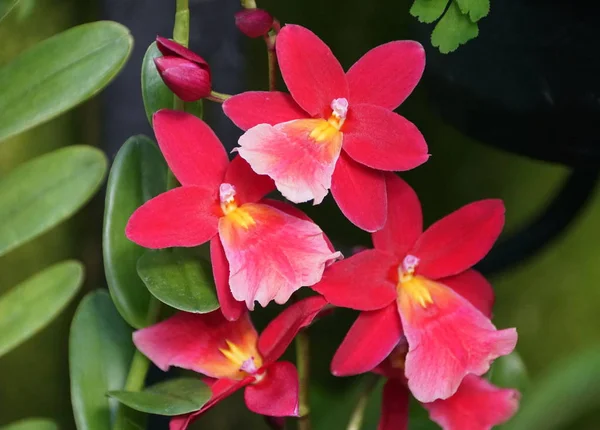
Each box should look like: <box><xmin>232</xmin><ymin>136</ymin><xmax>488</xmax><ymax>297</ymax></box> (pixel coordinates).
<box><xmin>210</xmin><ymin>236</ymin><xmax>245</xmax><ymax>321</ymax></box>
<box><xmin>262</xmin><ymin>199</ymin><xmax>338</xmax><ymax>253</ymax></box>
<box><xmin>347</xmin><ymin>41</ymin><xmax>425</xmax><ymax>111</ymax></box>
<box><xmin>169</xmin><ymin>377</ymin><xmax>253</xmax><ymax>430</ymax></box>
<box><xmin>244</xmin><ymin>361</ymin><xmax>300</xmax><ymax>417</ymax></box>
<box><xmin>423</xmin><ymin>375</ymin><xmax>520</xmax><ymax>430</ymax></box>
<box><xmin>372</xmin><ymin>173</ymin><xmax>423</xmax><ymax>256</ymax></box>
<box><xmin>156</xmin><ymin>36</ymin><xmax>209</xmax><ymax>67</ymax></box>
<box><xmin>331</xmin><ymin>151</ymin><xmax>387</xmax><ymax>232</ymax></box>
<box><xmin>133</xmin><ymin>311</ymin><xmax>262</xmax><ymax>379</ymax></box>
<box><xmin>332</xmin><ymin>303</ymin><xmax>403</xmax><ymax>376</ymax></box>
<box><xmin>411</xmin><ymin>199</ymin><xmax>506</xmax><ymax>279</ymax></box>
<box><xmin>398</xmin><ymin>277</ymin><xmax>517</xmax><ymax>402</ymax></box>
<box><xmin>378</xmin><ymin>378</ymin><xmax>409</xmax><ymax>430</ymax></box>
<box><xmin>125</xmin><ymin>187</ymin><xmax>219</xmax><ymax>249</ymax></box>
<box><xmin>343</xmin><ymin>104</ymin><xmax>429</xmax><ymax>171</ymax></box>
<box><xmin>219</xmin><ymin>203</ymin><xmax>341</xmax><ymax>309</ymax></box>
<box><xmin>237</xmin><ymin>120</ymin><xmax>343</xmax><ymax>204</ymax></box>
<box><xmin>224</xmin><ymin>155</ymin><xmax>275</xmax><ymax>204</ymax></box>
<box><xmin>153</xmin><ymin>110</ymin><xmax>229</xmax><ymax>188</ymax></box>
<box><xmin>223</xmin><ymin>91</ymin><xmax>309</xmax><ymax>131</ymax></box>
<box><xmin>312</xmin><ymin>249</ymin><xmax>397</xmax><ymax>311</ymax></box>
<box><xmin>259</xmin><ymin>296</ymin><xmax>329</xmax><ymax>365</ymax></box>
<box><xmin>276</xmin><ymin>24</ymin><xmax>348</xmax><ymax>118</ymax></box>
<box><xmin>154</xmin><ymin>56</ymin><xmax>211</xmax><ymax>102</ymax></box>
<box><xmin>441</xmin><ymin>270</ymin><xmax>494</xmax><ymax>318</ymax></box>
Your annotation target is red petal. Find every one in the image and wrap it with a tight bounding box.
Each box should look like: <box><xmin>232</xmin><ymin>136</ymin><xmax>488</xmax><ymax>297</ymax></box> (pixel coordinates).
<box><xmin>276</xmin><ymin>25</ymin><xmax>348</xmax><ymax>117</ymax></box>
<box><xmin>259</xmin><ymin>296</ymin><xmax>329</xmax><ymax>364</ymax></box>
<box><xmin>372</xmin><ymin>173</ymin><xmax>423</xmax><ymax>257</ymax></box>
<box><xmin>169</xmin><ymin>377</ymin><xmax>252</xmax><ymax>430</ymax></box>
<box><xmin>223</xmin><ymin>91</ymin><xmax>309</xmax><ymax>131</ymax></box>
<box><xmin>125</xmin><ymin>187</ymin><xmax>219</xmax><ymax>248</ymax></box>
<box><xmin>234</xmin><ymin>9</ymin><xmax>274</xmax><ymax>38</ymax></box>
<box><xmin>219</xmin><ymin>203</ymin><xmax>341</xmax><ymax>309</ymax></box>
<box><xmin>441</xmin><ymin>270</ymin><xmax>494</xmax><ymax>318</ymax></box>
<box><xmin>398</xmin><ymin>277</ymin><xmax>517</xmax><ymax>402</ymax></box>
<box><xmin>332</xmin><ymin>304</ymin><xmax>403</xmax><ymax>376</ymax></box>
<box><xmin>411</xmin><ymin>199</ymin><xmax>506</xmax><ymax>279</ymax></box>
<box><xmin>156</xmin><ymin>36</ymin><xmax>209</xmax><ymax>67</ymax></box>
<box><xmin>153</xmin><ymin>110</ymin><xmax>228</xmax><ymax>188</ymax></box>
<box><xmin>154</xmin><ymin>57</ymin><xmax>211</xmax><ymax>102</ymax></box>
<box><xmin>331</xmin><ymin>151</ymin><xmax>387</xmax><ymax>232</ymax></box>
<box><xmin>133</xmin><ymin>311</ymin><xmax>261</xmax><ymax>379</ymax></box>
<box><xmin>378</xmin><ymin>379</ymin><xmax>409</xmax><ymax>430</ymax></box>
<box><xmin>244</xmin><ymin>361</ymin><xmax>299</xmax><ymax>417</ymax></box>
<box><xmin>210</xmin><ymin>236</ymin><xmax>245</xmax><ymax>321</ymax></box>
<box><xmin>237</xmin><ymin>120</ymin><xmax>342</xmax><ymax>204</ymax></box>
<box><xmin>347</xmin><ymin>41</ymin><xmax>425</xmax><ymax>111</ymax></box>
<box><xmin>423</xmin><ymin>375</ymin><xmax>520</xmax><ymax>430</ymax></box>
<box><xmin>312</xmin><ymin>249</ymin><xmax>397</xmax><ymax>311</ymax></box>
<box><xmin>224</xmin><ymin>155</ymin><xmax>275</xmax><ymax>204</ymax></box>
<box><xmin>343</xmin><ymin>104</ymin><xmax>429</xmax><ymax>171</ymax></box>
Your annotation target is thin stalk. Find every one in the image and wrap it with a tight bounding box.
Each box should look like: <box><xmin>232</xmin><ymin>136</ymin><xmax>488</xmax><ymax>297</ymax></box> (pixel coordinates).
<box><xmin>267</xmin><ymin>40</ymin><xmax>277</xmax><ymax>91</ymax></box>
<box><xmin>208</xmin><ymin>90</ymin><xmax>232</xmax><ymax>103</ymax></box>
<box><xmin>346</xmin><ymin>374</ymin><xmax>381</xmax><ymax>430</ymax></box>
<box><xmin>241</xmin><ymin>0</ymin><xmax>257</xmax><ymax>9</ymax></box>
<box><xmin>296</xmin><ymin>330</ymin><xmax>311</xmax><ymax>430</ymax></box>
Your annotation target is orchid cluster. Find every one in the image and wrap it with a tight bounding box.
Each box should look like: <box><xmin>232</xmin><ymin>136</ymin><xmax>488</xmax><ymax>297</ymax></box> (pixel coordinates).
<box><xmin>124</xmin><ymin>7</ymin><xmax>520</xmax><ymax>430</ymax></box>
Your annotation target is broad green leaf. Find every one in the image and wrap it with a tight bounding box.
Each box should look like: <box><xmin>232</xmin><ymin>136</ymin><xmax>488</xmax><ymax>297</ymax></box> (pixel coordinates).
<box><xmin>0</xmin><ymin>260</ymin><xmax>83</xmax><ymax>357</ymax></box>
<box><xmin>137</xmin><ymin>248</ymin><xmax>219</xmax><ymax>313</ymax></box>
<box><xmin>141</xmin><ymin>42</ymin><xmax>203</xmax><ymax>125</ymax></box>
<box><xmin>455</xmin><ymin>0</ymin><xmax>490</xmax><ymax>22</ymax></box>
<box><xmin>431</xmin><ymin>2</ymin><xmax>479</xmax><ymax>54</ymax></box>
<box><xmin>410</xmin><ymin>0</ymin><xmax>450</xmax><ymax>24</ymax></box>
<box><xmin>0</xmin><ymin>21</ymin><xmax>132</xmax><ymax>142</ymax></box>
<box><xmin>0</xmin><ymin>0</ymin><xmax>20</xmax><ymax>23</ymax></box>
<box><xmin>0</xmin><ymin>418</ymin><xmax>57</xmax><ymax>430</ymax></box>
<box><xmin>0</xmin><ymin>145</ymin><xmax>107</xmax><ymax>258</ymax></box>
<box><xmin>505</xmin><ymin>347</ymin><xmax>600</xmax><ymax>430</ymax></box>
<box><xmin>70</xmin><ymin>290</ymin><xmax>139</xmax><ymax>430</ymax></box>
<box><xmin>104</xmin><ymin>135</ymin><xmax>167</xmax><ymax>329</ymax></box>
<box><xmin>109</xmin><ymin>378</ymin><xmax>212</xmax><ymax>416</ymax></box>
<box><xmin>488</xmin><ymin>351</ymin><xmax>529</xmax><ymax>393</ymax></box>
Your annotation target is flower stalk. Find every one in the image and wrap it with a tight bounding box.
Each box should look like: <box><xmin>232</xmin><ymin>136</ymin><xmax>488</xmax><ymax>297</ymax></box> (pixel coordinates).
<box><xmin>296</xmin><ymin>329</ymin><xmax>311</xmax><ymax>430</ymax></box>
<box><xmin>346</xmin><ymin>374</ymin><xmax>380</xmax><ymax>430</ymax></box>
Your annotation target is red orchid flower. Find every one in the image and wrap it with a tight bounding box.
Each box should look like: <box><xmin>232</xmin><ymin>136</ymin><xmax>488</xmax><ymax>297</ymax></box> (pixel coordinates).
<box><xmin>313</xmin><ymin>173</ymin><xmax>517</xmax><ymax>402</ymax></box>
<box><xmin>223</xmin><ymin>24</ymin><xmax>428</xmax><ymax>232</ymax></box>
<box><xmin>376</xmin><ymin>345</ymin><xmax>520</xmax><ymax>430</ymax></box>
<box><xmin>155</xmin><ymin>36</ymin><xmax>212</xmax><ymax>102</ymax></box>
<box><xmin>126</xmin><ymin>110</ymin><xmax>340</xmax><ymax>320</ymax></box>
<box><xmin>133</xmin><ymin>296</ymin><xmax>328</xmax><ymax>430</ymax></box>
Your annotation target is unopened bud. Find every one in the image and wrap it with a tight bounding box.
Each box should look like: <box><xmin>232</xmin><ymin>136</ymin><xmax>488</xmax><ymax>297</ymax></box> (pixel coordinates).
<box><xmin>154</xmin><ymin>36</ymin><xmax>211</xmax><ymax>101</ymax></box>
<box><xmin>235</xmin><ymin>9</ymin><xmax>274</xmax><ymax>38</ymax></box>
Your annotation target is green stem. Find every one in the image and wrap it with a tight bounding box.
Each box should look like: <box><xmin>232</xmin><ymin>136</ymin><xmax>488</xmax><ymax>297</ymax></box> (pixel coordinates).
<box><xmin>267</xmin><ymin>38</ymin><xmax>277</xmax><ymax>91</ymax></box>
<box><xmin>241</xmin><ymin>0</ymin><xmax>257</xmax><ymax>9</ymax></box>
<box><xmin>207</xmin><ymin>90</ymin><xmax>232</xmax><ymax>103</ymax></box>
<box><xmin>173</xmin><ymin>0</ymin><xmax>190</xmax><ymax>47</ymax></box>
<box><xmin>296</xmin><ymin>330</ymin><xmax>311</xmax><ymax>430</ymax></box>
<box><xmin>346</xmin><ymin>374</ymin><xmax>380</xmax><ymax>430</ymax></box>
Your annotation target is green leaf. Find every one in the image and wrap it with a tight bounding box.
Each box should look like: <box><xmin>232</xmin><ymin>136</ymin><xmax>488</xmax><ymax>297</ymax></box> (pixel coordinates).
<box><xmin>70</xmin><ymin>290</ymin><xmax>137</xmax><ymax>430</ymax></box>
<box><xmin>0</xmin><ymin>0</ymin><xmax>20</xmax><ymax>23</ymax></box>
<box><xmin>109</xmin><ymin>378</ymin><xmax>212</xmax><ymax>416</ymax></box>
<box><xmin>488</xmin><ymin>351</ymin><xmax>529</xmax><ymax>392</ymax></box>
<box><xmin>104</xmin><ymin>135</ymin><xmax>168</xmax><ymax>329</ymax></box>
<box><xmin>141</xmin><ymin>42</ymin><xmax>203</xmax><ymax>125</ymax></box>
<box><xmin>0</xmin><ymin>145</ymin><xmax>107</xmax><ymax>258</ymax></box>
<box><xmin>431</xmin><ymin>2</ymin><xmax>479</xmax><ymax>54</ymax></box>
<box><xmin>137</xmin><ymin>248</ymin><xmax>219</xmax><ymax>313</ymax></box>
<box><xmin>0</xmin><ymin>21</ymin><xmax>132</xmax><ymax>142</ymax></box>
<box><xmin>505</xmin><ymin>347</ymin><xmax>600</xmax><ymax>430</ymax></box>
<box><xmin>455</xmin><ymin>0</ymin><xmax>490</xmax><ymax>22</ymax></box>
<box><xmin>410</xmin><ymin>0</ymin><xmax>450</xmax><ymax>24</ymax></box>
<box><xmin>0</xmin><ymin>260</ymin><xmax>83</xmax><ymax>357</ymax></box>
<box><xmin>0</xmin><ymin>418</ymin><xmax>57</xmax><ymax>430</ymax></box>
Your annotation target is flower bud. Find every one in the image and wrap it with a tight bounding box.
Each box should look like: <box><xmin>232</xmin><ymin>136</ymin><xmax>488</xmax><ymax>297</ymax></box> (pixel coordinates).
<box><xmin>154</xmin><ymin>36</ymin><xmax>211</xmax><ymax>101</ymax></box>
<box><xmin>235</xmin><ymin>9</ymin><xmax>273</xmax><ymax>38</ymax></box>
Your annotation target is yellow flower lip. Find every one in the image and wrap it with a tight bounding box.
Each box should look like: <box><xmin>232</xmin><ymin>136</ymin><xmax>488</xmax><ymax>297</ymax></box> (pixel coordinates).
<box><xmin>219</xmin><ymin>339</ymin><xmax>264</xmax><ymax>376</ymax></box>
<box><xmin>397</xmin><ymin>254</ymin><xmax>434</xmax><ymax>308</ymax></box>
<box><xmin>219</xmin><ymin>183</ymin><xmax>256</xmax><ymax>229</ymax></box>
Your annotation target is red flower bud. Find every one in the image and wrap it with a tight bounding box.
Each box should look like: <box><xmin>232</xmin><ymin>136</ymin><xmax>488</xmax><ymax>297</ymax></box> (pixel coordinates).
<box><xmin>235</xmin><ymin>9</ymin><xmax>273</xmax><ymax>38</ymax></box>
<box><xmin>154</xmin><ymin>36</ymin><xmax>211</xmax><ymax>101</ymax></box>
